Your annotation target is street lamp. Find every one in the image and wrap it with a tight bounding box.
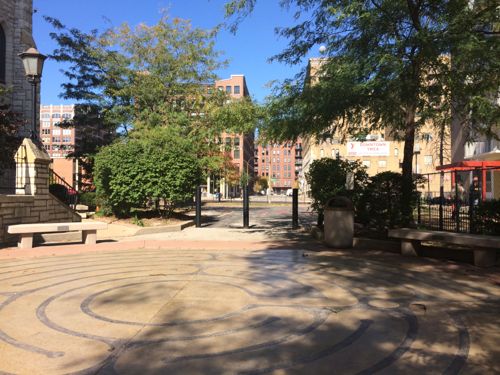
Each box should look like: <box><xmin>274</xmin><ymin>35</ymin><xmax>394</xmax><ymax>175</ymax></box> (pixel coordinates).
<box><xmin>19</xmin><ymin>47</ymin><xmax>46</xmax><ymax>140</ymax></box>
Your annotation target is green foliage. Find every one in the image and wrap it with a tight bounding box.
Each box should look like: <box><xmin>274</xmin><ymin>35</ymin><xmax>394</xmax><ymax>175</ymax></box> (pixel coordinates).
<box><xmin>356</xmin><ymin>172</ymin><xmax>411</xmax><ymax>232</ymax></box>
<box><xmin>94</xmin><ymin>127</ymin><xmax>202</xmax><ymax>217</ymax></box>
<box><xmin>79</xmin><ymin>192</ymin><xmax>97</xmax><ymax>211</ymax></box>
<box><xmin>49</xmin><ymin>184</ymin><xmax>69</xmax><ymax>204</ymax></box>
<box><xmin>473</xmin><ymin>199</ymin><xmax>500</xmax><ymax>235</ymax></box>
<box><xmin>253</xmin><ymin>176</ymin><xmax>269</xmax><ymax>193</ymax></box>
<box><xmin>305</xmin><ymin>158</ymin><xmax>368</xmax><ymax>226</ymax></box>
<box><xmin>226</xmin><ymin>0</ymin><xmax>500</xmax><ymax>224</ymax></box>
<box><xmin>0</xmin><ymin>87</ymin><xmax>22</xmax><ymax>171</ymax></box>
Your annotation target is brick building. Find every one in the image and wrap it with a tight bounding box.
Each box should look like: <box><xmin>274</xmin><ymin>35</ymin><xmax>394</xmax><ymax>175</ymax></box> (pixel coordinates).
<box><xmin>206</xmin><ymin>75</ymin><xmax>254</xmax><ymax>198</ymax></box>
<box><xmin>39</xmin><ymin>104</ymin><xmax>76</xmax><ymax>186</ymax></box>
<box><xmin>254</xmin><ymin>140</ymin><xmax>303</xmax><ymax>194</ymax></box>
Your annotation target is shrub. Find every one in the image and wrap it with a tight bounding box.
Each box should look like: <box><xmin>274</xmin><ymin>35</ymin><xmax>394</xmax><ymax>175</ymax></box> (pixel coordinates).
<box><xmin>49</xmin><ymin>183</ymin><xmax>69</xmax><ymax>204</ymax></box>
<box><xmin>79</xmin><ymin>192</ymin><xmax>97</xmax><ymax>210</ymax></box>
<box><xmin>94</xmin><ymin>128</ymin><xmax>203</xmax><ymax>217</ymax></box>
<box><xmin>305</xmin><ymin>158</ymin><xmax>368</xmax><ymax>226</ymax></box>
<box><xmin>473</xmin><ymin>199</ymin><xmax>500</xmax><ymax>235</ymax></box>
<box><xmin>356</xmin><ymin>171</ymin><xmax>420</xmax><ymax>232</ymax></box>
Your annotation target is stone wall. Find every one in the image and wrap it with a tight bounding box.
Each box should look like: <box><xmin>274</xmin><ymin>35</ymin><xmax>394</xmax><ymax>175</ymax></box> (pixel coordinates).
<box><xmin>0</xmin><ymin>139</ymin><xmax>81</xmax><ymax>245</ymax></box>
<box><xmin>0</xmin><ymin>0</ymin><xmax>37</xmax><ymax>137</ymax></box>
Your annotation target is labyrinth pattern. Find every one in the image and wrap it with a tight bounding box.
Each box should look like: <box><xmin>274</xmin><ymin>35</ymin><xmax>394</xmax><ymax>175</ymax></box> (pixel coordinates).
<box><xmin>0</xmin><ymin>248</ymin><xmax>499</xmax><ymax>374</ymax></box>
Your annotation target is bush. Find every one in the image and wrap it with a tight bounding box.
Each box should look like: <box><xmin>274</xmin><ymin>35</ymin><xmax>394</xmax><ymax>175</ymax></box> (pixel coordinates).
<box><xmin>356</xmin><ymin>171</ymin><xmax>420</xmax><ymax>232</ymax></box>
<box><xmin>94</xmin><ymin>128</ymin><xmax>203</xmax><ymax>217</ymax></box>
<box><xmin>306</xmin><ymin>158</ymin><xmax>368</xmax><ymax>226</ymax></box>
<box><xmin>473</xmin><ymin>199</ymin><xmax>500</xmax><ymax>235</ymax></box>
<box><xmin>49</xmin><ymin>183</ymin><xmax>69</xmax><ymax>203</ymax></box>
<box><xmin>79</xmin><ymin>192</ymin><xmax>97</xmax><ymax>210</ymax></box>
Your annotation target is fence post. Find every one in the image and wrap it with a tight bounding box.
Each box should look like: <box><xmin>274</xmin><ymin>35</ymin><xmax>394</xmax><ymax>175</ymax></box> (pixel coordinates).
<box><xmin>454</xmin><ymin>171</ymin><xmax>460</xmax><ymax>233</ymax></box>
<box><xmin>439</xmin><ymin>171</ymin><xmax>444</xmax><ymax>231</ymax></box>
<box><xmin>292</xmin><ymin>188</ymin><xmax>299</xmax><ymax>229</ymax></box>
<box><xmin>195</xmin><ymin>185</ymin><xmax>202</xmax><ymax>228</ymax></box>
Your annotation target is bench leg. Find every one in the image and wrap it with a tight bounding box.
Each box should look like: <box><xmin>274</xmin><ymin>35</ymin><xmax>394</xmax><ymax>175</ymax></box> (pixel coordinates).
<box><xmin>82</xmin><ymin>230</ymin><xmax>97</xmax><ymax>245</ymax></box>
<box><xmin>474</xmin><ymin>249</ymin><xmax>496</xmax><ymax>267</ymax></box>
<box><xmin>18</xmin><ymin>233</ymin><xmax>34</xmax><ymax>249</ymax></box>
<box><xmin>401</xmin><ymin>240</ymin><xmax>420</xmax><ymax>257</ymax></box>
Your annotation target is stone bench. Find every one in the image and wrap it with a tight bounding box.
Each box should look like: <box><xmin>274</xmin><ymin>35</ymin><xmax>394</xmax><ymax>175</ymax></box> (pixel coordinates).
<box><xmin>388</xmin><ymin>228</ymin><xmax>499</xmax><ymax>267</ymax></box>
<box><xmin>7</xmin><ymin>221</ymin><xmax>108</xmax><ymax>249</ymax></box>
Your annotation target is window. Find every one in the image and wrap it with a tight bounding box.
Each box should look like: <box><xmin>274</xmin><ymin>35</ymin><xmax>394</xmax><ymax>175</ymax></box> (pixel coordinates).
<box><xmin>217</xmin><ymin>86</ymin><xmax>223</xmax><ymax>91</ymax></box>
<box><xmin>52</xmin><ymin>129</ymin><xmax>61</xmax><ymax>135</ymax></box>
<box><xmin>378</xmin><ymin>160</ymin><xmax>387</xmax><ymax>168</ymax></box>
<box><xmin>62</xmin><ymin>129</ymin><xmax>71</xmax><ymax>135</ymax></box>
<box><xmin>394</xmin><ymin>148</ymin><xmax>399</xmax><ymax>156</ymax></box>
<box><xmin>320</xmin><ymin>149</ymin><xmax>324</xmax><ymax>157</ymax></box>
<box><xmin>42</xmin><ymin>121</ymin><xmax>50</xmax><ymax>128</ymax></box>
<box><xmin>233</xmin><ymin>149</ymin><xmax>240</xmax><ymax>159</ymax></box>
<box><xmin>42</xmin><ymin>129</ymin><xmax>50</xmax><ymax>135</ymax></box>
<box><xmin>362</xmin><ymin>160</ymin><xmax>371</xmax><ymax>168</ymax></box>
<box><xmin>52</xmin><ymin>113</ymin><xmax>61</xmax><ymax>118</ymax></box>
<box><xmin>62</xmin><ymin>113</ymin><xmax>72</xmax><ymax>119</ymax></box>
<box><xmin>52</xmin><ymin>137</ymin><xmax>61</xmax><ymax>143</ymax></box>
<box><xmin>234</xmin><ymin>85</ymin><xmax>240</xmax><ymax>94</ymax></box>
<box><xmin>41</xmin><ymin>113</ymin><xmax>50</xmax><ymax>119</ymax></box>
<box><xmin>0</xmin><ymin>25</ymin><xmax>5</xmax><ymax>83</ymax></box>
<box><xmin>424</xmin><ymin>155</ymin><xmax>433</xmax><ymax>165</ymax></box>
<box><xmin>233</xmin><ymin>137</ymin><xmax>240</xmax><ymax>146</ymax></box>
<box><xmin>62</xmin><ymin>137</ymin><xmax>71</xmax><ymax>143</ymax></box>
<box><xmin>226</xmin><ymin>86</ymin><xmax>232</xmax><ymax>94</ymax></box>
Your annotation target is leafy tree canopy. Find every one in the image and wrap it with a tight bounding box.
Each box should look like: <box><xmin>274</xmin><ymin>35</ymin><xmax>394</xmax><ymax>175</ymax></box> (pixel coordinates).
<box><xmin>226</xmin><ymin>0</ymin><xmax>499</xmax><ymax>223</ymax></box>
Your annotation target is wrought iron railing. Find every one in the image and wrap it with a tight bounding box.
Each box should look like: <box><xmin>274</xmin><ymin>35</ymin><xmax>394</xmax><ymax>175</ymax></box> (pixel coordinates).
<box><xmin>416</xmin><ymin>167</ymin><xmax>500</xmax><ymax>236</ymax></box>
<box><xmin>49</xmin><ymin>169</ymin><xmax>79</xmax><ymax>208</ymax></box>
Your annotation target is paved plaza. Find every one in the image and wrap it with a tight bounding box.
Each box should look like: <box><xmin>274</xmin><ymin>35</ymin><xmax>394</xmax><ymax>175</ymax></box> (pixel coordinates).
<box><xmin>0</xmin><ymin>240</ymin><xmax>499</xmax><ymax>374</ymax></box>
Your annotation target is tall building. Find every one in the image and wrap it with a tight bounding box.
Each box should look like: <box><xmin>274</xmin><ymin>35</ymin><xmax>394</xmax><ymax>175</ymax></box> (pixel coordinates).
<box><xmin>300</xmin><ymin>58</ymin><xmax>451</xmax><ymax>196</ymax></box>
<box><xmin>39</xmin><ymin>104</ymin><xmax>76</xmax><ymax>186</ymax></box>
<box><xmin>254</xmin><ymin>140</ymin><xmax>303</xmax><ymax>194</ymax></box>
<box><xmin>206</xmin><ymin>74</ymin><xmax>254</xmax><ymax>198</ymax></box>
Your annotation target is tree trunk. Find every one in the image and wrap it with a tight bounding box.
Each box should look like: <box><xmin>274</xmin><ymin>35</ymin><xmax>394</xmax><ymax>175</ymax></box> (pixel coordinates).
<box><xmin>401</xmin><ymin>106</ymin><xmax>417</xmax><ymax>226</ymax></box>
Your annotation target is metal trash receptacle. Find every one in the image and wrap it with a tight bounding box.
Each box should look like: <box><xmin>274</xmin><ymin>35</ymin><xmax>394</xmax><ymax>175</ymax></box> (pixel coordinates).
<box><xmin>324</xmin><ymin>196</ymin><xmax>354</xmax><ymax>248</ymax></box>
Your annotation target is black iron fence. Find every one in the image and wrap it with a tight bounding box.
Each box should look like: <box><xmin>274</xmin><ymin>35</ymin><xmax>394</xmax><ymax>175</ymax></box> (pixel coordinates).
<box><xmin>0</xmin><ymin>145</ymin><xmax>27</xmax><ymax>194</ymax></box>
<box><xmin>49</xmin><ymin>169</ymin><xmax>79</xmax><ymax>208</ymax></box>
<box><xmin>416</xmin><ymin>167</ymin><xmax>500</xmax><ymax>235</ymax></box>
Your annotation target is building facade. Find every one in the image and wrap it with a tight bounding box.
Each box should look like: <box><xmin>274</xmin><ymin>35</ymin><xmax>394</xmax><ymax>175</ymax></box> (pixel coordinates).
<box><xmin>206</xmin><ymin>75</ymin><xmax>255</xmax><ymax>198</ymax></box>
<box><xmin>39</xmin><ymin>104</ymin><xmax>76</xmax><ymax>186</ymax></box>
<box><xmin>254</xmin><ymin>140</ymin><xmax>303</xmax><ymax>194</ymax></box>
<box><xmin>0</xmin><ymin>0</ymin><xmax>37</xmax><ymax>138</ymax></box>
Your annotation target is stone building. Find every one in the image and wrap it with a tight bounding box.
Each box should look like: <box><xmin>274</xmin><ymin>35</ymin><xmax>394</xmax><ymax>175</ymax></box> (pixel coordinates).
<box><xmin>0</xmin><ymin>0</ymin><xmax>38</xmax><ymax>137</ymax></box>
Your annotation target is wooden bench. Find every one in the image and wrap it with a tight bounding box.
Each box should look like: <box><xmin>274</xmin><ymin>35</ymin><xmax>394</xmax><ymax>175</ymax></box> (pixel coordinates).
<box><xmin>7</xmin><ymin>221</ymin><xmax>108</xmax><ymax>249</ymax></box>
<box><xmin>388</xmin><ymin>228</ymin><xmax>499</xmax><ymax>267</ymax></box>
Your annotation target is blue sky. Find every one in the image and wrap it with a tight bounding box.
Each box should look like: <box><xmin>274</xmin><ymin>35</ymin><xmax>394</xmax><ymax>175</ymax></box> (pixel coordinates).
<box><xmin>33</xmin><ymin>0</ymin><xmax>317</xmax><ymax>105</ymax></box>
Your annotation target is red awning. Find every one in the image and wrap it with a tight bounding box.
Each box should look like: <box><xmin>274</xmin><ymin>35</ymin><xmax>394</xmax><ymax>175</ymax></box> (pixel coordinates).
<box><xmin>436</xmin><ymin>160</ymin><xmax>500</xmax><ymax>171</ymax></box>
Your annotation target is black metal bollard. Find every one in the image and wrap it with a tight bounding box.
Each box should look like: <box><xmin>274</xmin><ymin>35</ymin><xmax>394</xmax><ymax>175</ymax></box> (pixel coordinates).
<box><xmin>292</xmin><ymin>188</ymin><xmax>299</xmax><ymax>229</ymax></box>
<box><xmin>243</xmin><ymin>184</ymin><xmax>250</xmax><ymax>228</ymax></box>
<box><xmin>195</xmin><ymin>186</ymin><xmax>202</xmax><ymax>228</ymax></box>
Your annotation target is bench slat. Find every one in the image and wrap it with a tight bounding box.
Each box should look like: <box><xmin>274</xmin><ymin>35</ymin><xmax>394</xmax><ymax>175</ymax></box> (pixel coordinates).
<box><xmin>388</xmin><ymin>229</ymin><xmax>500</xmax><ymax>249</ymax></box>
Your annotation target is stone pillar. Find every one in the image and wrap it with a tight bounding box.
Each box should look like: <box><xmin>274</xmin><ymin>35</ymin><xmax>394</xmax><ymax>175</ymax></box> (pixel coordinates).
<box><xmin>15</xmin><ymin>138</ymin><xmax>51</xmax><ymax>196</ymax></box>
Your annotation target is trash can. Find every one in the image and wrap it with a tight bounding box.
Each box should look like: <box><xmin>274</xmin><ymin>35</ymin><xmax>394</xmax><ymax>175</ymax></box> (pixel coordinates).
<box><xmin>324</xmin><ymin>196</ymin><xmax>354</xmax><ymax>248</ymax></box>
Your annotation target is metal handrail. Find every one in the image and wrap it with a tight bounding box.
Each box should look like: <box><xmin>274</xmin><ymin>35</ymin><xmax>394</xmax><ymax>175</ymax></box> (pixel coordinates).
<box><xmin>49</xmin><ymin>168</ymin><xmax>79</xmax><ymax>208</ymax></box>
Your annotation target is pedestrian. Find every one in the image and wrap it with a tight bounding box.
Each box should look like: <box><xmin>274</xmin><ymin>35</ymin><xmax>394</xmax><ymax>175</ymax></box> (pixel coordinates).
<box><xmin>452</xmin><ymin>179</ymin><xmax>465</xmax><ymax>219</ymax></box>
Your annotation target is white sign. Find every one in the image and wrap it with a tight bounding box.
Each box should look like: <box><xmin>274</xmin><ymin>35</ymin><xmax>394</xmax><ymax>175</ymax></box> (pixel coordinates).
<box><xmin>346</xmin><ymin>141</ymin><xmax>390</xmax><ymax>157</ymax></box>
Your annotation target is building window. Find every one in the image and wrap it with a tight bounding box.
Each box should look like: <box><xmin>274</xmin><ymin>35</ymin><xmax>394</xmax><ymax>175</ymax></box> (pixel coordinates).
<box><xmin>217</xmin><ymin>86</ymin><xmax>223</xmax><ymax>91</ymax></box>
<box><xmin>62</xmin><ymin>129</ymin><xmax>71</xmax><ymax>135</ymax></box>
<box><xmin>62</xmin><ymin>113</ymin><xmax>72</xmax><ymax>119</ymax></box>
<box><xmin>234</xmin><ymin>137</ymin><xmax>240</xmax><ymax>146</ymax></box>
<box><xmin>394</xmin><ymin>148</ymin><xmax>399</xmax><ymax>156</ymax></box>
<box><xmin>62</xmin><ymin>137</ymin><xmax>71</xmax><ymax>143</ymax></box>
<box><xmin>52</xmin><ymin>129</ymin><xmax>61</xmax><ymax>135</ymax></box>
<box><xmin>234</xmin><ymin>85</ymin><xmax>240</xmax><ymax>94</ymax></box>
<box><xmin>42</xmin><ymin>121</ymin><xmax>50</xmax><ymax>128</ymax></box>
<box><xmin>226</xmin><ymin>86</ymin><xmax>232</xmax><ymax>94</ymax></box>
<box><xmin>378</xmin><ymin>160</ymin><xmax>387</xmax><ymax>168</ymax></box>
<box><xmin>0</xmin><ymin>25</ymin><xmax>5</xmax><ymax>83</ymax></box>
<box><xmin>42</xmin><ymin>129</ymin><xmax>50</xmax><ymax>135</ymax></box>
<box><xmin>233</xmin><ymin>148</ymin><xmax>240</xmax><ymax>159</ymax></box>
<box><xmin>41</xmin><ymin>113</ymin><xmax>50</xmax><ymax>119</ymax></box>
<box><xmin>320</xmin><ymin>149</ymin><xmax>324</xmax><ymax>157</ymax></box>
<box><xmin>52</xmin><ymin>113</ymin><xmax>61</xmax><ymax>118</ymax></box>
<box><xmin>52</xmin><ymin>137</ymin><xmax>61</xmax><ymax>143</ymax></box>
<box><xmin>362</xmin><ymin>160</ymin><xmax>371</xmax><ymax>168</ymax></box>
<box><xmin>424</xmin><ymin>155</ymin><xmax>433</xmax><ymax>165</ymax></box>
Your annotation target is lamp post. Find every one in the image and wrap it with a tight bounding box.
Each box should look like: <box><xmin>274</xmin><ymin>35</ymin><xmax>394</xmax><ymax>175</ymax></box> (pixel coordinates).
<box><xmin>242</xmin><ymin>157</ymin><xmax>257</xmax><ymax>228</ymax></box>
<box><xmin>19</xmin><ymin>47</ymin><xmax>46</xmax><ymax>141</ymax></box>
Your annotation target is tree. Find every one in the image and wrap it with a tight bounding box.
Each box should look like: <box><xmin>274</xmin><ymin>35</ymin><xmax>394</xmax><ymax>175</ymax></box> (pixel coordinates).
<box><xmin>226</xmin><ymin>0</ymin><xmax>499</xmax><ymax>224</ymax></box>
<box><xmin>94</xmin><ymin>127</ymin><xmax>202</xmax><ymax>217</ymax></box>
<box><xmin>305</xmin><ymin>158</ymin><xmax>368</xmax><ymax>227</ymax></box>
<box><xmin>253</xmin><ymin>176</ymin><xmax>268</xmax><ymax>193</ymax></box>
<box><xmin>0</xmin><ymin>87</ymin><xmax>23</xmax><ymax>172</ymax></box>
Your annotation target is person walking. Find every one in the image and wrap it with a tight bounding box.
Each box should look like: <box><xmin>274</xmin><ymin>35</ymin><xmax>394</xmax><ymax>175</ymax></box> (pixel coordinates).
<box><xmin>469</xmin><ymin>175</ymin><xmax>481</xmax><ymax>233</ymax></box>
